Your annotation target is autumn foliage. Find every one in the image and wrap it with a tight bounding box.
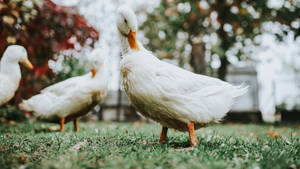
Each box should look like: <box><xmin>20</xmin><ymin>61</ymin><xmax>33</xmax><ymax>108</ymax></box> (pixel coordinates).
<box><xmin>0</xmin><ymin>0</ymin><xmax>99</xmax><ymax>104</ymax></box>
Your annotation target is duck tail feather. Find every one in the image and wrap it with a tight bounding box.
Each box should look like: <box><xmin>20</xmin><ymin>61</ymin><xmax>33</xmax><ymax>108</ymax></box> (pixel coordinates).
<box><xmin>19</xmin><ymin>100</ymin><xmax>32</xmax><ymax>112</ymax></box>
<box><xmin>233</xmin><ymin>82</ymin><xmax>249</xmax><ymax>98</ymax></box>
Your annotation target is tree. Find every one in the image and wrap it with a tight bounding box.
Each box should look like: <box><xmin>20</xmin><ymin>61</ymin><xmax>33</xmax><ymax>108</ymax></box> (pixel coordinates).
<box><xmin>141</xmin><ymin>0</ymin><xmax>300</xmax><ymax>80</ymax></box>
<box><xmin>0</xmin><ymin>0</ymin><xmax>99</xmax><ymax>104</ymax></box>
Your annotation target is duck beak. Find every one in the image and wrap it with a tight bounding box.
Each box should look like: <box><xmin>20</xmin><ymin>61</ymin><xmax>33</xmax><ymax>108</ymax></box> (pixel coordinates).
<box><xmin>21</xmin><ymin>59</ymin><xmax>34</xmax><ymax>70</ymax></box>
<box><xmin>91</xmin><ymin>69</ymin><xmax>97</xmax><ymax>78</ymax></box>
<box><xmin>127</xmin><ymin>30</ymin><xmax>139</xmax><ymax>50</ymax></box>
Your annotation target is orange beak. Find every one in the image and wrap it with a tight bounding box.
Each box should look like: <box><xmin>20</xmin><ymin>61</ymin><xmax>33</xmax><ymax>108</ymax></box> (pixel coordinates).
<box><xmin>127</xmin><ymin>30</ymin><xmax>139</xmax><ymax>50</ymax></box>
<box><xmin>21</xmin><ymin>59</ymin><xmax>34</xmax><ymax>70</ymax></box>
<box><xmin>91</xmin><ymin>69</ymin><xmax>97</xmax><ymax>78</ymax></box>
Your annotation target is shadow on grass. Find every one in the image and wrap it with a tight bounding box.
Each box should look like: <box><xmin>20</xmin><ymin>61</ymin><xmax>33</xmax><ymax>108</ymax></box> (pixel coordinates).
<box><xmin>110</xmin><ymin>135</ymin><xmax>192</xmax><ymax>149</ymax></box>
<box><xmin>33</xmin><ymin>127</ymin><xmax>61</xmax><ymax>134</ymax></box>
<box><xmin>166</xmin><ymin>140</ymin><xmax>190</xmax><ymax>148</ymax></box>
<box><xmin>0</xmin><ymin>122</ymin><xmax>63</xmax><ymax>134</ymax></box>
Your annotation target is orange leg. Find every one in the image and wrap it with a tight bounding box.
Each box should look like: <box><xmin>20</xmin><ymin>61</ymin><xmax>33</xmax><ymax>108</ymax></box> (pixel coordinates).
<box><xmin>159</xmin><ymin>126</ymin><xmax>168</xmax><ymax>143</ymax></box>
<box><xmin>187</xmin><ymin>122</ymin><xmax>199</xmax><ymax>147</ymax></box>
<box><xmin>73</xmin><ymin>118</ymin><xmax>79</xmax><ymax>132</ymax></box>
<box><xmin>60</xmin><ymin>118</ymin><xmax>65</xmax><ymax>132</ymax></box>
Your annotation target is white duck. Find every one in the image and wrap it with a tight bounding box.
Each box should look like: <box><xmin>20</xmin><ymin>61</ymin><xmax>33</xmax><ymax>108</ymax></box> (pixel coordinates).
<box><xmin>116</xmin><ymin>6</ymin><xmax>248</xmax><ymax>146</ymax></box>
<box><xmin>0</xmin><ymin>45</ymin><xmax>34</xmax><ymax>106</ymax></box>
<box><xmin>19</xmin><ymin>50</ymin><xmax>108</xmax><ymax>132</ymax></box>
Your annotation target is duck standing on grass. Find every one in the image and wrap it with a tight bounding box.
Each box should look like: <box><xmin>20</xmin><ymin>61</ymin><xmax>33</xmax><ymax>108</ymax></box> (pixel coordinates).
<box><xmin>116</xmin><ymin>6</ymin><xmax>248</xmax><ymax>147</ymax></box>
<box><xmin>0</xmin><ymin>45</ymin><xmax>34</xmax><ymax>107</ymax></box>
<box><xmin>19</xmin><ymin>50</ymin><xmax>108</xmax><ymax>132</ymax></box>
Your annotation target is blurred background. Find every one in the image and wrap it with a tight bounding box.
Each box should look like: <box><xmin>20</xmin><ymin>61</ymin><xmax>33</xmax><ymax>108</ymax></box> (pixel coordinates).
<box><xmin>0</xmin><ymin>0</ymin><xmax>299</xmax><ymax>124</ymax></box>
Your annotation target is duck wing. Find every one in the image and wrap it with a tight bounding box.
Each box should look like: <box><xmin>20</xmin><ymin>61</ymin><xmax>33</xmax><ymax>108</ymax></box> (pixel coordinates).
<box><xmin>0</xmin><ymin>74</ymin><xmax>17</xmax><ymax>106</ymax></box>
<box><xmin>150</xmin><ymin>58</ymin><xmax>248</xmax><ymax>123</ymax></box>
<box><xmin>41</xmin><ymin>73</ymin><xmax>91</xmax><ymax>96</ymax></box>
<box><xmin>155</xmin><ymin>60</ymin><xmax>230</xmax><ymax>95</ymax></box>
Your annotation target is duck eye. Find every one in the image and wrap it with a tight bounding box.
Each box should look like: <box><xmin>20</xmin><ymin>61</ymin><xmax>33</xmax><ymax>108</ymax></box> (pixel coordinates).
<box><xmin>124</xmin><ymin>19</ymin><xmax>127</xmax><ymax>24</ymax></box>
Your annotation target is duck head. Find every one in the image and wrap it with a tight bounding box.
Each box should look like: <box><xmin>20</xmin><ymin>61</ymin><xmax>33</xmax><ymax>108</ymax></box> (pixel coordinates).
<box><xmin>88</xmin><ymin>49</ymin><xmax>107</xmax><ymax>78</ymax></box>
<box><xmin>2</xmin><ymin>45</ymin><xmax>34</xmax><ymax>70</ymax></box>
<box><xmin>116</xmin><ymin>6</ymin><xmax>139</xmax><ymax>50</ymax></box>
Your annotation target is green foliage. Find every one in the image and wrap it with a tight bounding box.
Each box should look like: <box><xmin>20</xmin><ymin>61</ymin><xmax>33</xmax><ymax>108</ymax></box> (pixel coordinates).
<box><xmin>52</xmin><ymin>57</ymin><xmax>88</xmax><ymax>83</ymax></box>
<box><xmin>0</xmin><ymin>122</ymin><xmax>299</xmax><ymax>169</ymax></box>
<box><xmin>141</xmin><ymin>0</ymin><xmax>300</xmax><ymax>79</ymax></box>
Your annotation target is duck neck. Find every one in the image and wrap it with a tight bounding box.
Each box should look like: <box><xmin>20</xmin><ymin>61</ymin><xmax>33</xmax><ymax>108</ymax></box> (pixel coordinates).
<box><xmin>93</xmin><ymin>61</ymin><xmax>108</xmax><ymax>82</ymax></box>
<box><xmin>0</xmin><ymin>56</ymin><xmax>21</xmax><ymax>84</ymax></box>
<box><xmin>119</xmin><ymin>32</ymin><xmax>142</xmax><ymax>55</ymax></box>
<box><xmin>119</xmin><ymin>32</ymin><xmax>130</xmax><ymax>55</ymax></box>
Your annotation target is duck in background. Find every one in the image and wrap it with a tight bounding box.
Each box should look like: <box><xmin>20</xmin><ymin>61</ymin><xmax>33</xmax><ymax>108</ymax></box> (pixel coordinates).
<box><xmin>19</xmin><ymin>49</ymin><xmax>108</xmax><ymax>132</ymax></box>
<box><xmin>116</xmin><ymin>6</ymin><xmax>248</xmax><ymax>147</ymax></box>
<box><xmin>0</xmin><ymin>45</ymin><xmax>34</xmax><ymax>107</ymax></box>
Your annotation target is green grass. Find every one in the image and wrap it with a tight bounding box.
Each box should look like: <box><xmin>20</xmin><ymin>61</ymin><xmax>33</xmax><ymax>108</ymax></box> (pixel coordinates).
<box><xmin>0</xmin><ymin>122</ymin><xmax>299</xmax><ymax>169</ymax></box>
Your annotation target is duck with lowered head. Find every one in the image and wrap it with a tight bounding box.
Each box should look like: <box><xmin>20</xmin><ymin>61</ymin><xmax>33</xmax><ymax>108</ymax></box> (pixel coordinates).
<box><xmin>19</xmin><ymin>49</ymin><xmax>108</xmax><ymax>132</ymax></box>
<box><xmin>116</xmin><ymin>6</ymin><xmax>248</xmax><ymax>147</ymax></box>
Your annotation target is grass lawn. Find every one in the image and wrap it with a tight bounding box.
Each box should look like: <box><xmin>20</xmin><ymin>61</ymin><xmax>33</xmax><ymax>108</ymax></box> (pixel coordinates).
<box><xmin>0</xmin><ymin>122</ymin><xmax>299</xmax><ymax>169</ymax></box>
